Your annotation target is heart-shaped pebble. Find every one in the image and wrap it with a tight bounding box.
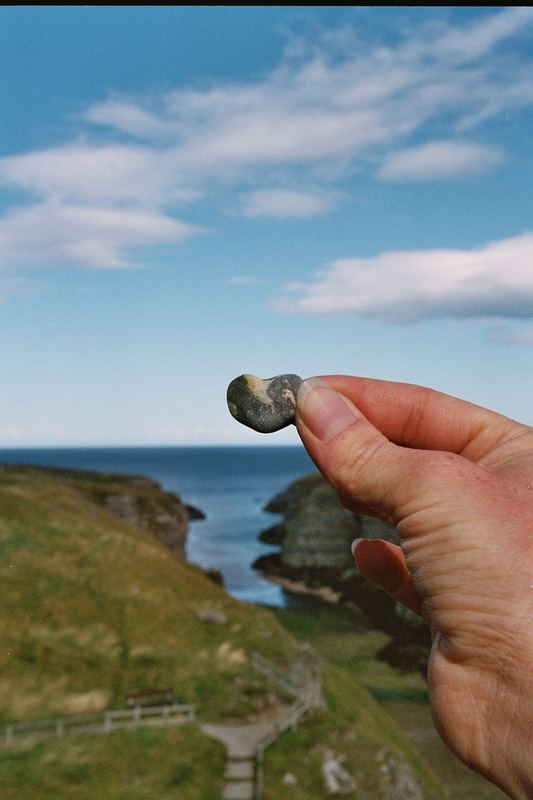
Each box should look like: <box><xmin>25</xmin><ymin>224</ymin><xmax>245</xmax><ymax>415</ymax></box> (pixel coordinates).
<box><xmin>227</xmin><ymin>374</ymin><xmax>303</xmax><ymax>433</ymax></box>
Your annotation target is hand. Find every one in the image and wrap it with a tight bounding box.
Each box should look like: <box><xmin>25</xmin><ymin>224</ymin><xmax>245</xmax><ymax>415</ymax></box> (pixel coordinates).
<box><xmin>295</xmin><ymin>376</ymin><xmax>533</xmax><ymax>799</ymax></box>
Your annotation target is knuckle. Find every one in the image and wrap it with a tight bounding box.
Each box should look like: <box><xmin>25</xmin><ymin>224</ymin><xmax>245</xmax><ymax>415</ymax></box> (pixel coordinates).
<box><xmin>328</xmin><ymin>434</ymin><xmax>393</xmax><ymax>505</ymax></box>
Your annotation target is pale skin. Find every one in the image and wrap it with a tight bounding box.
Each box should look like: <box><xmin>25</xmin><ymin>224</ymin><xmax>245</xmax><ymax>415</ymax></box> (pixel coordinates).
<box><xmin>295</xmin><ymin>375</ymin><xmax>533</xmax><ymax>799</ymax></box>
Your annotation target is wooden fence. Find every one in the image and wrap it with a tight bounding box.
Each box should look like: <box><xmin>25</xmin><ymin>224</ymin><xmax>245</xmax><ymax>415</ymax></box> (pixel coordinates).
<box><xmin>2</xmin><ymin>702</ymin><xmax>196</xmax><ymax>747</ymax></box>
<box><xmin>251</xmin><ymin>651</ymin><xmax>323</xmax><ymax>799</ymax></box>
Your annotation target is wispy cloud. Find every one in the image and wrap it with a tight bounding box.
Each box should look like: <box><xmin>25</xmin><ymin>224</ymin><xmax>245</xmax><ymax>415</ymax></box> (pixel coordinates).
<box><xmin>378</xmin><ymin>140</ymin><xmax>504</xmax><ymax>182</ymax></box>
<box><xmin>0</xmin><ymin>8</ymin><xmax>532</xmax><ymax>275</ymax></box>
<box><xmin>0</xmin><ymin>144</ymin><xmax>200</xmax><ymax>206</ymax></box>
<box><xmin>227</xmin><ymin>275</ymin><xmax>262</xmax><ymax>286</ymax></box>
<box><xmin>276</xmin><ymin>232</ymin><xmax>533</xmax><ymax>322</ymax></box>
<box><xmin>0</xmin><ymin>202</ymin><xmax>203</xmax><ymax>269</ymax></box>
<box><xmin>241</xmin><ymin>189</ymin><xmax>334</xmax><ymax>218</ymax></box>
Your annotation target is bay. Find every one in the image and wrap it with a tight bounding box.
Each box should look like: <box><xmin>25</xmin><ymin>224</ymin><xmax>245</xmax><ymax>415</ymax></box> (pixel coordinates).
<box><xmin>0</xmin><ymin>445</ymin><xmax>315</xmax><ymax>607</ymax></box>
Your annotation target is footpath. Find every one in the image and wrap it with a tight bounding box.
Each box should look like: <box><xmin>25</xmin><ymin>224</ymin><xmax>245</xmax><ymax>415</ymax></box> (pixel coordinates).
<box><xmin>1</xmin><ymin>652</ymin><xmax>322</xmax><ymax>800</ymax></box>
<box><xmin>201</xmin><ymin>651</ymin><xmax>323</xmax><ymax>800</ymax></box>
<box><xmin>201</xmin><ymin>712</ymin><xmax>286</xmax><ymax>800</ymax></box>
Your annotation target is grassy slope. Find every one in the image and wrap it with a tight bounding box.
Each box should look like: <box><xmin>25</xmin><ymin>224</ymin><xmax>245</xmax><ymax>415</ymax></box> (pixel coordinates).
<box><xmin>0</xmin><ymin>726</ymin><xmax>225</xmax><ymax>800</ymax></box>
<box><xmin>273</xmin><ymin>604</ymin><xmax>506</xmax><ymax>800</ymax></box>
<box><xmin>0</xmin><ymin>465</ymin><xmax>450</xmax><ymax>799</ymax></box>
<box><xmin>261</xmin><ymin>663</ymin><xmax>446</xmax><ymax>800</ymax></box>
<box><xmin>0</xmin><ymin>466</ymin><xmax>297</xmax><ymax>723</ymax></box>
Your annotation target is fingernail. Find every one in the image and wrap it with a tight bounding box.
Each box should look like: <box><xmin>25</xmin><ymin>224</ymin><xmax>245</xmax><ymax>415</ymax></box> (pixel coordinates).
<box><xmin>351</xmin><ymin>537</ymin><xmax>365</xmax><ymax>559</ymax></box>
<box><xmin>297</xmin><ymin>378</ymin><xmax>358</xmax><ymax>441</ymax></box>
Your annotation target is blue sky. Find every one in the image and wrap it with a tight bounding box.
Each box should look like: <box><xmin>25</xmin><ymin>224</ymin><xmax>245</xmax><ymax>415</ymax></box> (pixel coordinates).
<box><xmin>1</xmin><ymin>6</ymin><xmax>533</xmax><ymax>446</ymax></box>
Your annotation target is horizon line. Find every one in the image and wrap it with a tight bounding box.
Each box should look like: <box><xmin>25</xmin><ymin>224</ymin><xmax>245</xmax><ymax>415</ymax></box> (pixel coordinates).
<box><xmin>0</xmin><ymin>441</ymin><xmax>303</xmax><ymax>450</ymax></box>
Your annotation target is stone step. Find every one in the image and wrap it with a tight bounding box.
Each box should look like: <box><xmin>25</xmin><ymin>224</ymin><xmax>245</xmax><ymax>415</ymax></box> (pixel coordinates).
<box><xmin>225</xmin><ymin>759</ymin><xmax>254</xmax><ymax>780</ymax></box>
<box><xmin>222</xmin><ymin>780</ymin><xmax>254</xmax><ymax>800</ymax></box>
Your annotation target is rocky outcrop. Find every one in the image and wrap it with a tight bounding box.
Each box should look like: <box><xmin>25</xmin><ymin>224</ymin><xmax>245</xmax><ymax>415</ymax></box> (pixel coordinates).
<box><xmin>4</xmin><ymin>464</ymin><xmax>202</xmax><ymax>557</ymax></box>
<box><xmin>254</xmin><ymin>473</ymin><xmax>430</xmax><ymax>674</ymax></box>
<box><xmin>262</xmin><ymin>473</ymin><xmax>398</xmax><ymax>570</ymax></box>
<box><xmin>90</xmin><ymin>481</ymin><xmax>193</xmax><ymax>555</ymax></box>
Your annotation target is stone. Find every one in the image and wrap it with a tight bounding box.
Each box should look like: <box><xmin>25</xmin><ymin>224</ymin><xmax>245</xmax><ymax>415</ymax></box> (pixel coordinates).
<box><xmin>197</xmin><ymin>608</ymin><xmax>228</xmax><ymax>624</ymax></box>
<box><xmin>283</xmin><ymin>772</ymin><xmax>298</xmax><ymax>785</ymax></box>
<box><xmin>321</xmin><ymin>753</ymin><xmax>356</xmax><ymax>796</ymax></box>
<box><xmin>226</xmin><ymin>374</ymin><xmax>302</xmax><ymax>433</ymax></box>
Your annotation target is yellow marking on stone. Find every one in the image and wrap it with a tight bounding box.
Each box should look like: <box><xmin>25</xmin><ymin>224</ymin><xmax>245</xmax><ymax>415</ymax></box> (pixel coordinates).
<box><xmin>243</xmin><ymin>374</ymin><xmax>274</xmax><ymax>406</ymax></box>
<box><xmin>281</xmin><ymin>388</ymin><xmax>296</xmax><ymax>405</ymax></box>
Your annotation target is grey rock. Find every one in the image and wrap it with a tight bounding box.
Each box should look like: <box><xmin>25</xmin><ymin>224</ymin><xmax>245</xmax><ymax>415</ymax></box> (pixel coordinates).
<box><xmin>322</xmin><ymin>753</ymin><xmax>356</xmax><ymax>795</ymax></box>
<box><xmin>261</xmin><ymin>473</ymin><xmax>398</xmax><ymax>570</ymax></box>
<box><xmin>376</xmin><ymin>749</ymin><xmax>425</xmax><ymax>800</ymax></box>
<box><xmin>197</xmin><ymin>608</ymin><xmax>228</xmax><ymax>624</ymax></box>
<box><xmin>227</xmin><ymin>373</ymin><xmax>302</xmax><ymax>433</ymax></box>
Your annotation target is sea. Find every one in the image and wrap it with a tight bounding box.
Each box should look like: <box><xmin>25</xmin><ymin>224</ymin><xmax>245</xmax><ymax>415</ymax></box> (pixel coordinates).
<box><xmin>0</xmin><ymin>446</ymin><xmax>315</xmax><ymax>608</ymax></box>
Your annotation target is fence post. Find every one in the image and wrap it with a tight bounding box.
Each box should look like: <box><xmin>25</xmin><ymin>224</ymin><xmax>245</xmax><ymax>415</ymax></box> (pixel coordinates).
<box><xmin>56</xmin><ymin>718</ymin><xmax>64</xmax><ymax>738</ymax></box>
<box><xmin>103</xmin><ymin>711</ymin><xmax>113</xmax><ymax>733</ymax></box>
<box><xmin>5</xmin><ymin>725</ymin><xmax>13</xmax><ymax>746</ymax></box>
<box><xmin>134</xmin><ymin>706</ymin><xmax>141</xmax><ymax>726</ymax></box>
<box><xmin>253</xmin><ymin>748</ymin><xmax>263</xmax><ymax>800</ymax></box>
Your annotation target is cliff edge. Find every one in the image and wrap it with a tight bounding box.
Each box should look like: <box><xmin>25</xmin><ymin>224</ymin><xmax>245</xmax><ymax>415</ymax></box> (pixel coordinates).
<box><xmin>0</xmin><ymin>463</ymin><xmax>202</xmax><ymax>556</ymax></box>
<box><xmin>254</xmin><ymin>472</ymin><xmax>430</xmax><ymax>673</ymax></box>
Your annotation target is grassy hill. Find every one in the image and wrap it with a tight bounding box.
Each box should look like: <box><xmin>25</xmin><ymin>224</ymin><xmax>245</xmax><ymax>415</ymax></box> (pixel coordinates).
<box><xmin>272</xmin><ymin>604</ymin><xmax>506</xmax><ymax>800</ymax></box>
<box><xmin>0</xmin><ymin>464</ymin><xmax>298</xmax><ymax>723</ymax></box>
<box><xmin>0</xmin><ymin>464</ymin><xmax>453</xmax><ymax>798</ymax></box>
<box><xmin>0</xmin><ymin>726</ymin><xmax>225</xmax><ymax>800</ymax></box>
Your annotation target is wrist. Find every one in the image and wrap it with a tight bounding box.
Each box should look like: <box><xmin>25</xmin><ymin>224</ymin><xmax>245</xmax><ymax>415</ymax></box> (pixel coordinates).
<box><xmin>480</xmin><ymin>651</ymin><xmax>533</xmax><ymax>798</ymax></box>
<box><xmin>429</xmin><ymin>626</ymin><xmax>533</xmax><ymax>799</ymax></box>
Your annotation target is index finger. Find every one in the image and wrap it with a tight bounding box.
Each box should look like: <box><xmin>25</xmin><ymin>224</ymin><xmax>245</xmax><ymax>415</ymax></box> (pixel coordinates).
<box><xmin>318</xmin><ymin>375</ymin><xmax>525</xmax><ymax>462</ymax></box>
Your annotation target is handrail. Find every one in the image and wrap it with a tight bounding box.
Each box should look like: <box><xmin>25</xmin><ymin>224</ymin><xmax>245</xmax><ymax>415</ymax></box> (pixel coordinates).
<box><xmin>2</xmin><ymin>702</ymin><xmax>196</xmax><ymax>747</ymax></box>
<box><xmin>251</xmin><ymin>652</ymin><xmax>323</xmax><ymax>799</ymax></box>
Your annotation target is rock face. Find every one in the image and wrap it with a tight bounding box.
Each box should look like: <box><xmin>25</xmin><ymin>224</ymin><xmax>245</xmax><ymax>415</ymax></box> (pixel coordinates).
<box><xmin>254</xmin><ymin>472</ymin><xmax>430</xmax><ymax>673</ymax></box>
<box><xmin>5</xmin><ymin>465</ymin><xmax>201</xmax><ymax>558</ymax></box>
<box><xmin>264</xmin><ymin>473</ymin><xmax>395</xmax><ymax>570</ymax></box>
<box><xmin>91</xmin><ymin>480</ymin><xmax>192</xmax><ymax>555</ymax></box>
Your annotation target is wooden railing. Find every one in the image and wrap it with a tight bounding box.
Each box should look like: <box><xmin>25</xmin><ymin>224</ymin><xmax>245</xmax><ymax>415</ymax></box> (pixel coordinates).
<box><xmin>2</xmin><ymin>702</ymin><xmax>196</xmax><ymax>747</ymax></box>
<box><xmin>251</xmin><ymin>652</ymin><xmax>323</xmax><ymax>799</ymax></box>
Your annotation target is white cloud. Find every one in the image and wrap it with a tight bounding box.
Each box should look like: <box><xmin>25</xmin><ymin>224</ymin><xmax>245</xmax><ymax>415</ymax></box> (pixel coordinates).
<box><xmin>8</xmin><ymin>7</ymin><xmax>528</xmax><ymax>197</ymax></box>
<box><xmin>276</xmin><ymin>232</ymin><xmax>533</xmax><ymax>322</ymax></box>
<box><xmin>0</xmin><ymin>8</ymin><xmax>532</xmax><ymax>274</ymax></box>
<box><xmin>0</xmin><ymin>144</ymin><xmax>200</xmax><ymax>206</ymax></box>
<box><xmin>241</xmin><ymin>189</ymin><xmax>334</xmax><ymax>218</ymax></box>
<box><xmin>378</xmin><ymin>140</ymin><xmax>504</xmax><ymax>182</ymax></box>
<box><xmin>428</xmin><ymin>7</ymin><xmax>533</xmax><ymax>64</ymax></box>
<box><xmin>82</xmin><ymin>100</ymin><xmax>181</xmax><ymax>140</ymax></box>
<box><xmin>0</xmin><ymin>202</ymin><xmax>203</xmax><ymax>269</ymax></box>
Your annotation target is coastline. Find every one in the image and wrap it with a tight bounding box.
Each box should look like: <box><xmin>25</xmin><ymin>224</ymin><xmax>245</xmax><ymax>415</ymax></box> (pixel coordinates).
<box><xmin>257</xmin><ymin>571</ymin><xmax>343</xmax><ymax>605</ymax></box>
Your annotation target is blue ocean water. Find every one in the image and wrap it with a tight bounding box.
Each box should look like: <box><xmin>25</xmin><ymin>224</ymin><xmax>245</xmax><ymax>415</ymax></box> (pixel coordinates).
<box><xmin>0</xmin><ymin>446</ymin><xmax>315</xmax><ymax>607</ymax></box>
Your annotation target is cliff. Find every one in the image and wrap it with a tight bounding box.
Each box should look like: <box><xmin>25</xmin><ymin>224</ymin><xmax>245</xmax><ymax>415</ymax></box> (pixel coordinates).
<box><xmin>261</xmin><ymin>472</ymin><xmax>397</xmax><ymax>570</ymax></box>
<box><xmin>0</xmin><ymin>463</ymin><xmax>202</xmax><ymax>557</ymax></box>
<box><xmin>0</xmin><ymin>463</ymin><xmax>299</xmax><ymax>722</ymax></box>
<box><xmin>254</xmin><ymin>472</ymin><xmax>430</xmax><ymax>673</ymax></box>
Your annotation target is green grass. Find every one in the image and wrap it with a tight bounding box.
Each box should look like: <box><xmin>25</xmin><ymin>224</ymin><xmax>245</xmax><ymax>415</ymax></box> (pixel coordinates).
<box><xmin>273</xmin><ymin>601</ymin><xmax>505</xmax><ymax>800</ymax></box>
<box><xmin>0</xmin><ymin>725</ymin><xmax>225</xmax><ymax>800</ymax></box>
<box><xmin>274</xmin><ymin>603</ymin><xmax>428</xmax><ymax>700</ymax></box>
<box><xmin>0</xmin><ymin>464</ymin><xmax>480</xmax><ymax>798</ymax></box>
<box><xmin>0</xmin><ymin>466</ymin><xmax>298</xmax><ymax>723</ymax></box>
<box><xmin>261</xmin><ymin>664</ymin><xmax>445</xmax><ymax>799</ymax></box>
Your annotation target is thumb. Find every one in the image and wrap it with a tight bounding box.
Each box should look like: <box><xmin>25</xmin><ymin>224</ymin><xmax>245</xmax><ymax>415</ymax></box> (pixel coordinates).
<box><xmin>296</xmin><ymin>377</ymin><xmax>426</xmax><ymax>518</ymax></box>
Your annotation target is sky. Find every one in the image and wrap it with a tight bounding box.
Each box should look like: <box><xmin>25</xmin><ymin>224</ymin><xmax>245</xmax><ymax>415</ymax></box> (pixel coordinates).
<box><xmin>1</xmin><ymin>6</ymin><xmax>532</xmax><ymax>447</ymax></box>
